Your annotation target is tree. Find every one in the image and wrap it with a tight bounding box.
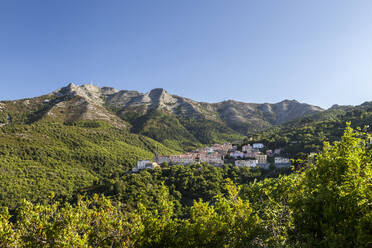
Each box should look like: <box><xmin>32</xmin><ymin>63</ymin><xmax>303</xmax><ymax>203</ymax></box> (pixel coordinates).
<box><xmin>291</xmin><ymin>124</ymin><xmax>372</xmax><ymax>247</ymax></box>
<box><xmin>186</xmin><ymin>179</ymin><xmax>263</xmax><ymax>247</ymax></box>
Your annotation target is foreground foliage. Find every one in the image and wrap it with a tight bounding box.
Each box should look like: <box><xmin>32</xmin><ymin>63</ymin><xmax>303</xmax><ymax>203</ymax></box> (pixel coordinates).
<box><xmin>291</xmin><ymin>124</ymin><xmax>372</xmax><ymax>247</ymax></box>
<box><xmin>0</xmin><ymin>182</ymin><xmax>263</xmax><ymax>248</ymax></box>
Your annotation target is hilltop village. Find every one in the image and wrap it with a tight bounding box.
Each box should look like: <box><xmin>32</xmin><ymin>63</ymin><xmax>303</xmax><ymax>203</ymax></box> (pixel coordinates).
<box><xmin>132</xmin><ymin>142</ymin><xmax>292</xmax><ymax>172</ymax></box>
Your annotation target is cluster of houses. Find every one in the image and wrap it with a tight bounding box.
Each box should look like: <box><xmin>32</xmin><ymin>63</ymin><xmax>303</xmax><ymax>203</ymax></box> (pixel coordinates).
<box><xmin>232</xmin><ymin>144</ymin><xmax>267</xmax><ymax>169</ymax></box>
<box><xmin>233</xmin><ymin>144</ymin><xmax>292</xmax><ymax>169</ymax></box>
<box><xmin>155</xmin><ymin>143</ymin><xmax>231</xmax><ymax>167</ymax></box>
<box><xmin>132</xmin><ymin>142</ymin><xmax>292</xmax><ymax>172</ymax></box>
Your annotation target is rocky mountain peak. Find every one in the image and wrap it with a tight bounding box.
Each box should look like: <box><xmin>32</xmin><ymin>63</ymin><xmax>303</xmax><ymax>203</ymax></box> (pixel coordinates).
<box><xmin>145</xmin><ymin>88</ymin><xmax>176</xmax><ymax>107</ymax></box>
<box><xmin>79</xmin><ymin>84</ymin><xmax>101</xmax><ymax>93</ymax></box>
<box><xmin>148</xmin><ymin>88</ymin><xmax>168</xmax><ymax>99</ymax></box>
<box><xmin>42</xmin><ymin>83</ymin><xmax>326</xmax><ymax>134</ymax></box>
<box><xmin>59</xmin><ymin>83</ymin><xmax>77</xmax><ymax>95</ymax></box>
<box><xmin>101</xmin><ymin>87</ymin><xmax>118</xmax><ymax>95</ymax></box>
<box><xmin>67</xmin><ymin>82</ymin><xmax>77</xmax><ymax>89</ymax></box>
<box><xmin>56</xmin><ymin>83</ymin><xmax>104</xmax><ymax>105</ymax></box>
<box><xmin>149</xmin><ymin>87</ymin><xmax>166</xmax><ymax>94</ymax></box>
<box><xmin>281</xmin><ymin>99</ymin><xmax>299</xmax><ymax>103</ymax></box>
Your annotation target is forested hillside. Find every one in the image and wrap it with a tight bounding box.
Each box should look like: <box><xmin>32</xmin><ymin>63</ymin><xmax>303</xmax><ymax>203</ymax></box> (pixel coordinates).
<box><xmin>124</xmin><ymin>110</ymin><xmax>244</xmax><ymax>151</ymax></box>
<box><xmin>0</xmin><ymin>120</ymin><xmax>176</xmax><ymax>209</ymax></box>
<box><xmin>249</xmin><ymin>101</ymin><xmax>372</xmax><ymax>157</ymax></box>
<box><xmin>0</xmin><ymin>125</ymin><xmax>370</xmax><ymax>247</ymax></box>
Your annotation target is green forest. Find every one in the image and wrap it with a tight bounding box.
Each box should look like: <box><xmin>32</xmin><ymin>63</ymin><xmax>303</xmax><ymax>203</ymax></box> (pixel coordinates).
<box><xmin>0</xmin><ymin>124</ymin><xmax>370</xmax><ymax>247</ymax></box>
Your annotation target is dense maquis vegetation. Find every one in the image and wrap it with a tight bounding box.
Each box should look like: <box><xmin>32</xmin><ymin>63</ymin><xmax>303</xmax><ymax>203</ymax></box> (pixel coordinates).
<box><xmin>82</xmin><ymin>162</ymin><xmax>275</xmax><ymax>218</ymax></box>
<box><xmin>0</xmin><ymin>120</ymin><xmax>176</xmax><ymax>209</ymax></box>
<box><xmin>0</xmin><ymin>125</ymin><xmax>370</xmax><ymax>247</ymax></box>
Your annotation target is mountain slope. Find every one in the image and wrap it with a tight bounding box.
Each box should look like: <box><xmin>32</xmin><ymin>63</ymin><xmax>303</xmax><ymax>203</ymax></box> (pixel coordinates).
<box><xmin>213</xmin><ymin>99</ymin><xmax>323</xmax><ymax>134</ymax></box>
<box><xmin>102</xmin><ymin>85</ymin><xmax>324</xmax><ymax>148</ymax></box>
<box><xmin>104</xmin><ymin>86</ymin><xmax>324</xmax><ymax>133</ymax></box>
<box><xmin>0</xmin><ymin>83</ymin><xmax>324</xmax><ymax>151</ymax></box>
<box><xmin>250</xmin><ymin>101</ymin><xmax>372</xmax><ymax>156</ymax></box>
<box><xmin>0</xmin><ymin>83</ymin><xmax>127</xmax><ymax>129</ymax></box>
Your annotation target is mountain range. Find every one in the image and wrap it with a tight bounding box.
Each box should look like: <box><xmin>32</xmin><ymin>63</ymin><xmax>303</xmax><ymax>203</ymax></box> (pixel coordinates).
<box><xmin>0</xmin><ymin>83</ymin><xmax>327</xmax><ymax>150</ymax></box>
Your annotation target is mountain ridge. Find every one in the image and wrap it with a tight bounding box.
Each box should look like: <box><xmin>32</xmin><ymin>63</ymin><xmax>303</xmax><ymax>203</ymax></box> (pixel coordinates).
<box><xmin>0</xmin><ymin>83</ymin><xmax>325</xmax><ymax>150</ymax></box>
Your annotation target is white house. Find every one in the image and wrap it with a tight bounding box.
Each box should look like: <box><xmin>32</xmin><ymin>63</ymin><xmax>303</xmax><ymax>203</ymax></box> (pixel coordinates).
<box><xmin>133</xmin><ymin>160</ymin><xmax>159</xmax><ymax>172</ymax></box>
<box><xmin>137</xmin><ymin>160</ymin><xmax>151</xmax><ymax>170</ymax></box>
<box><xmin>252</xmin><ymin>143</ymin><xmax>264</xmax><ymax>149</ymax></box>
<box><xmin>274</xmin><ymin>157</ymin><xmax>291</xmax><ymax>168</ymax></box>
<box><xmin>235</xmin><ymin>160</ymin><xmax>258</xmax><ymax>167</ymax></box>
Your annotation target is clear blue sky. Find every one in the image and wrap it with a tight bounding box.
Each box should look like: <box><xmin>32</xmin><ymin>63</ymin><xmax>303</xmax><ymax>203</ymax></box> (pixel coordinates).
<box><xmin>1</xmin><ymin>0</ymin><xmax>372</xmax><ymax>108</ymax></box>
